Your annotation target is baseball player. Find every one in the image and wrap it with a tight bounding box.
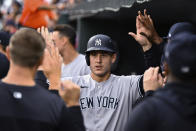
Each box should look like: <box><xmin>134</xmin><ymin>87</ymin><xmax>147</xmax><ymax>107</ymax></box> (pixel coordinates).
<box><xmin>59</xmin><ymin>34</ymin><xmax>162</xmax><ymax>131</ymax></box>
<box><xmin>125</xmin><ymin>32</ymin><xmax>196</xmax><ymax>131</ymax></box>
<box><xmin>0</xmin><ymin>28</ymin><xmax>85</xmax><ymax>131</ymax></box>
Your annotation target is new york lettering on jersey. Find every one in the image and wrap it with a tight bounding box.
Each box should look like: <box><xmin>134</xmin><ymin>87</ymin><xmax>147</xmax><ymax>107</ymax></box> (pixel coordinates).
<box><xmin>61</xmin><ymin>74</ymin><xmax>142</xmax><ymax>131</ymax></box>
<box><xmin>80</xmin><ymin>96</ymin><xmax>120</xmax><ymax>109</ymax></box>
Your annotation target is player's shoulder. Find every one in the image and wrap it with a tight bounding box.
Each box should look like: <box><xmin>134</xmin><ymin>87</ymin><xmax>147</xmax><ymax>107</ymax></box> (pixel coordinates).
<box><xmin>62</xmin><ymin>74</ymin><xmax>91</xmax><ymax>85</ymax></box>
<box><xmin>111</xmin><ymin>74</ymin><xmax>142</xmax><ymax>82</ymax></box>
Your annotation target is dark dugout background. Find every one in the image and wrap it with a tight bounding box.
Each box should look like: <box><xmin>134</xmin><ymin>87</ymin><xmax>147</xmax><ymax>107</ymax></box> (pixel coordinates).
<box><xmin>65</xmin><ymin>0</ymin><xmax>196</xmax><ymax>75</ymax></box>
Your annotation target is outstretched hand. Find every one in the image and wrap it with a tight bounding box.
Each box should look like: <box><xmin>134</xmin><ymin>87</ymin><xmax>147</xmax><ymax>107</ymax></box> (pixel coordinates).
<box><xmin>59</xmin><ymin>80</ymin><xmax>80</xmax><ymax>107</ymax></box>
<box><xmin>41</xmin><ymin>39</ymin><xmax>63</xmax><ymax>90</ymax></box>
<box><xmin>143</xmin><ymin>67</ymin><xmax>163</xmax><ymax>92</ymax></box>
<box><xmin>37</xmin><ymin>26</ymin><xmax>54</xmax><ymax>49</ymax></box>
<box><xmin>129</xmin><ymin>10</ymin><xmax>153</xmax><ymax>52</ymax></box>
<box><xmin>137</xmin><ymin>9</ymin><xmax>162</xmax><ymax>44</ymax></box>
<box><xmin>129</xmin><ymin>9</ymin><xmax>163</xmax><ymax>52</ymax></box>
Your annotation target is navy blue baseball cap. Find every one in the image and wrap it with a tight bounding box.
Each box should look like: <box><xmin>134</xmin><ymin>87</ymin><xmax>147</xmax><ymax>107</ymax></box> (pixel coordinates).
<box><xmin>164</xmin><ymin>32</ymin><xmax>196</xmax><ymax>79</ymax></box>
<box><xmin>166</xmin><ymin>22</ymin><xmax>196</xmax><ymax>39</ymax></box>
<box><xmin>5</xmin><ymin>20</ymin><xmax>17</xmax><ymax>27</ymax></box>
<box><xmin>0</xmin><ymin>31</ymin><xmax>11</xmax><ymax>47</ymax></box>
<box><xmin>86</xmin><ymin>34</ymin><xmax>116</xmax><ymax>53</ymax></box>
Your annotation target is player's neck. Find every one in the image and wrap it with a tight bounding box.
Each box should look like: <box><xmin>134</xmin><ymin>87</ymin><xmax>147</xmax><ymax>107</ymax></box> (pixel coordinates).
<box><xmin>91</xmin><ymin>72</ymin><xmax>111</xmax><ymax>83</ymax></box>
<box><xmin>2</xmin><ymin>63</ymin><xmax>36</xmax><ymax>86</ymax></box>
<box><xmin>62</xmin><ymin>44</ymin><xmax>79</xmax><ymax>65</ymax></box>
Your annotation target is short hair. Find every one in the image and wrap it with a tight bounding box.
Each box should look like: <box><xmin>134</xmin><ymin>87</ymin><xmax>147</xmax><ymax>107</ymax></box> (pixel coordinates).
<box><xmin>9</xmin><ymin>28</ymin><xmax>46</xmax><ymax>67</ymax></box>
<box><xmin>53</xmin><ymin>24</ymin><xmax>76</xmax><ymax>46</ymax></box>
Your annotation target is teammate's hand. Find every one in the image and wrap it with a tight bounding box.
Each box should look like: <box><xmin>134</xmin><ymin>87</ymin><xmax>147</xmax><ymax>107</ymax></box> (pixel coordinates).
<box><xmin>137</xmin><ymin>9</ymin><xmax>163</xmax><ymax>44</ymax></box>
<box><xmin>128</xmin><ymin>30</ymin><xmax>152</xmax><ymax>52</ymax></box>
<box><xmin>129</xmin><ymin>10</ymin><xmax>152</xmax><ymax>52</ymax></box>
<box><xmin>59</xmin><ymin>80</ymin><xmax>80</xmax><ymax>107</ymax></box>
<box><xmin>42</xmin><ymin>43</ymin><xmax>63</xmax><ymax>90</ymax></box>
<box><xmin>143</xmin><ymin>67</ymin><xmax>163</xmax><ymax>92</ymax></box>
<box><xmin>37</xmin><ymin>26</ymin><xmax>54</xmax><ymax>49</ymax></box>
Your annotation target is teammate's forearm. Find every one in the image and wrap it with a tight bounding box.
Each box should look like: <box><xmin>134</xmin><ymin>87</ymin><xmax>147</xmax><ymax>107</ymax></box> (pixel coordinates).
<box><xmin>38</xmin><ymin>5</ymin><xmax>57</xmax><ymax>10</ymax></box>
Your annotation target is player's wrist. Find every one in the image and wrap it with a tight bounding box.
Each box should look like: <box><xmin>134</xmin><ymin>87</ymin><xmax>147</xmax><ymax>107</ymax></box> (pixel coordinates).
<box><xmin>142</xmin><ymin>43</ymin><xmax>152</xmax><ymax>52</ymax></box>
<box><xmin>48</xmin><ymin>77</ymin><xmax>61</xmax><ymax>90</ymax></box>
<box><xmin>66</xmin><ymin>101</ymin><xmax>80</xmax><ymax>107</ymax></box>
<box><xmin>152</xmin><ymin>33</ymin><xmax>163</xmax><ymax>45</ymax></box>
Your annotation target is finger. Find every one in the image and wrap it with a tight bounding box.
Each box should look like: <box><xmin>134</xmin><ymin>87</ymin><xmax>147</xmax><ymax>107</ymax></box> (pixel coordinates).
<box><xmin>148</xmin><ymin>67</ymin><xmax>155</xmax><ymax>75</ymax></box>
<box><xmin>59</xmin><ymin>82</ymin><xmax>68</xmax><ymax>98</ymax></box>
<box><xmin>37</xmin><ymin>28</ymin><xmax>41</xmax><ymax>33</ymax></box>
<box><xmin>138</xmin><ymin>10</ymin><xmax>145</xmax><ymax>22</ymax></box>
<box><xmin>136</xmin><ymin>16</ymin><xmax>142</xmax><ymax>29</ymax></box>
<box><xmin>138</xmin><ymin>11</ymin><xmax>143</xmax><ymax>20</ymax></box>
<box><xmin>153</xmin><ymin>67</ymin><xmax>159</xmax><ymax>79</ymax></box>
<box><xmin>45</xmin><ymin>27</ymin><xmax>49</xmax><ymax>39</ymax></box>
<box><xmin>128</xmin><ymin>32</ymin><xmax>137</xmax><ymax>39</ymax></box>
<box><xmin>148</xmin><ymin>15</ymin><xmax>154</xmax><ymax>25</ymax></box>
<box><xmin>41</xmin><ymin>26</ymin><xmax>46</xmax><ymax>39</ymax></box>
<box><xmin>50</xmin><ymin>43</ymin><xmax>55</xmax><ymax>58</ymax></box>
<box><xmin>138</xmin><ymin>10</ymin><xmax>141</xmax><ymax>16</ymax></box>
<box><xmin>49</xmin><ymin>32</ymin><xmax>54</xmax><ymax>45</ymax></box>
<box><xmin>144</xmin><ymin>9</ymin><xmax>148</xmax><ymax>19</ymax></box>
<box><xmin>137</xmin><ymin>16</ymin><xmax>146</xmax><ymax>26</ymax></box>
<box><xmin>55</xmin><ymin>47</ymin><xmax>60</xmax><ymax>60</ymax></box>
<box><xmin>158</xmin><ymin>74</ymin><xmax>164</xmax><ymax>87</ymax></box>
<box><xmin>144</xmin><ymin>67</ymin><xmax>154</xmax><ymax>79</ymax></box>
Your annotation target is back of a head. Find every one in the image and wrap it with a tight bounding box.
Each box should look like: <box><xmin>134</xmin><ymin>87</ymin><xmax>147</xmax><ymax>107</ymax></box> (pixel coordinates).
<box><xmin>9</xmin><ymin>28</ymin><xmax>46</xmax><ymax>67</ymax></box>
<box><xmin>167</xmin><ymin>22</ymin><xmax>196</xmax><ymax>39</ymax></box>
<box><xmin>165</xmin><ymin>32</ymin><xmax>196</xmax><ymax>80</ymax></box>
<box><xmin>53</xmin><ymin>24</ymin><xmax>76</xmax><ymax>47</ymax></box>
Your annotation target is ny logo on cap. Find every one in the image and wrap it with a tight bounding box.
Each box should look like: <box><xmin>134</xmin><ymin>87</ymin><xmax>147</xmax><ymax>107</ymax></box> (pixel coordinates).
<box><xmin>95</xmin><ymin>39</ymin><xmax>102</xmax><ymax>46</ymax></box>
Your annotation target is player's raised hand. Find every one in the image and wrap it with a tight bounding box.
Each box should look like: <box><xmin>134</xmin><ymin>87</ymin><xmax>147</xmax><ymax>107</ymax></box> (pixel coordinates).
<box><xmin>143</xmin><ymin>67</ymin><xmax>163</xmax><ymax>92</ymax></box>
<box><xmin>37</xmin><ymin>26</ymin><xmax>54</xmax><ymax>49</ymax></box>
<box><xmin>42</xmin><ymin>42</ymin><xmax>63</xmax><ymax>90</ymax></box>
<box><xmin>59</xmin><ymin>80</ymin><xmax>80</xmax><ymax>107</ymax></box>
<box><xmin>137</xmin><ymin>9</ymin><xmax>163</xmax><ymax>44</ymax></box>
<box><xmin>129</xmin><ymin>15</ymin><xmax>152</xmax><ymax>52</ymax></box>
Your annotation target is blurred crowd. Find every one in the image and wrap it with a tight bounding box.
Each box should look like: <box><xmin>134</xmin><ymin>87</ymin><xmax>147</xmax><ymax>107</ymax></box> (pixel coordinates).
<box><xmin>0</xmin><ymin>0</ymin><xmax>85</xmax><ymax>33</ymax></box>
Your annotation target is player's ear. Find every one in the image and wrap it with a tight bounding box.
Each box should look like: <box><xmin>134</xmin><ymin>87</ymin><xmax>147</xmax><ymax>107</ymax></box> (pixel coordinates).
<box><xmin>62</xmin><ymin>36</ymin><xmax>69</xmax><ymax>45</ymax></box>
<box><xmin>5</xmin><ymin>46</ymin><xmax>11</xmax><ymax>61</ymax></box>
<box><xmin>111</xmin><ymin>53</ymin><xmax>117</xmax><ymax>64</ymax></box>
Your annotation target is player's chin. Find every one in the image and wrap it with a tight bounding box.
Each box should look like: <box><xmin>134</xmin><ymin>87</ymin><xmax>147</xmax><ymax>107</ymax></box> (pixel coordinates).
<box><xmin>93</xmin><ymin>70</ymin><xmax>108</xmax><ymax>77</ymax></box>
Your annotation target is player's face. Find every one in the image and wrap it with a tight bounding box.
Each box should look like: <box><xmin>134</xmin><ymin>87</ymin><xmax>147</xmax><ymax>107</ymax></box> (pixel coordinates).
<box><xmin>89</xmin><ymin>51</ymin><xmax>116</xmax><ymax>77</ymax></box>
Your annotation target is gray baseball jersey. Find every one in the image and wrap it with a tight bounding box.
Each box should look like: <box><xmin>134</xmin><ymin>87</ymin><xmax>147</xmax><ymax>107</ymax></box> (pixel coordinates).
<box><xmin>62</xmin><ymin>74</ymin><xmax>143</xmax><ymax>131</ymax></box>
<box><xmin>61</xmin><ymin>54</ymin><xmax>90</xmax><ymax>78</ymax></box>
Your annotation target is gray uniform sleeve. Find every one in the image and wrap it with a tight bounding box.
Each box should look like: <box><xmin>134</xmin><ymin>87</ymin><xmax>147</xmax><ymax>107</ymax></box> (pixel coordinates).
<box><xmin>127</xmin><ymin>75</ymin><xmax>143</xmax><ymax>107</ymax></box>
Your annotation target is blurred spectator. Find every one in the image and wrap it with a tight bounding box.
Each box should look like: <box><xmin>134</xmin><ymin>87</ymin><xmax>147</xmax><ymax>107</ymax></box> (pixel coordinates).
<box><xmin>19</xmin><ymin>0</ymin><xmax>58</xmax><ymax>29</ymax></box>
<box><xmin>0</xmin><ymin>52</ymin><xmax>9</xmax><ymax>79</ymax></box>
<box><xmin>0</xmin><ymin>31</ymin><xmax>11</xmax><ymax>54</ymax></box>
<box><xmin>0</xmin><ymin>0</ymin><xmax>12</xmax><ymax>15</ymax></box>
<box><xmin>54</xmin><ymin>0</ymin><xmax>75</xmax><ymax>24</ymax></box>
<box><xmin>4</xmin><ymin>19</ymin><xmax>17</xmax><ymax>34</ymax></box>
<box><xmin>0</xmin><ymin>30</ymin><xmax>11</xmax><ymax>79</ymax></box>
<box><xmin>9</xmin><ymin>0</ymin><xmax>22</xmax><ymax>23</ymax></box>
